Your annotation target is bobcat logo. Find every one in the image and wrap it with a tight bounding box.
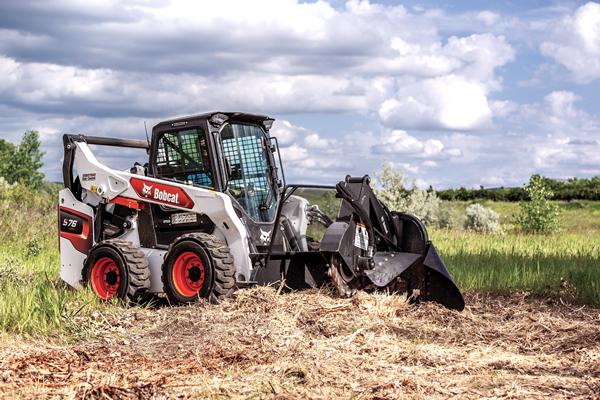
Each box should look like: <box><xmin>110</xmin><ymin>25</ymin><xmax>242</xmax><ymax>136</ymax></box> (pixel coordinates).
<box><xmin>142</xmin><ymin>183</ymin><xmax>153</xmax><ymax>197</ymax></box>
<box><xmin>259</xmin><ymin>229</ymin><xmax>271</xmax><ymax>244</ymax></box>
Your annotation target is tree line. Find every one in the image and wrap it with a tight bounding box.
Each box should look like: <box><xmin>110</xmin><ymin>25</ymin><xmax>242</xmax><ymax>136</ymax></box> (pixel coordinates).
<box><xmin>437</xmin><ymin>175</ymin><xmax>600</xmax><ymax>201</ymax></box>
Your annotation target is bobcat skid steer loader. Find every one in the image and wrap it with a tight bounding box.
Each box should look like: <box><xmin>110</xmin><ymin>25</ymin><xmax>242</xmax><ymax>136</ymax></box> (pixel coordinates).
<box><xmin>58</xmin><ymin>112</ymin><xmax>464</xmax><ymax>310</ymax></box>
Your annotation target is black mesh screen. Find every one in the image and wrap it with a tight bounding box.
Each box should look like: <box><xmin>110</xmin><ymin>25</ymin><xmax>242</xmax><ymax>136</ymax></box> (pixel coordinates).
<box><xmin>221</xmin><ymin>124</ymin><xmax>277</xmax><ymax>222</ymax></box>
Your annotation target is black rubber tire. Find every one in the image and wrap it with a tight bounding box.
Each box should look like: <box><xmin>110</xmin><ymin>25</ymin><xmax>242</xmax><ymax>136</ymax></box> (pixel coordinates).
<box><xmin>82</xmin><ymin>239</ymin><xmax>151</xmax><ymax>302</ymax></box>
<box><xmin>162</xmin><ymin>233</ymin><xmax>236</xmax><ymax>305</ymax></box>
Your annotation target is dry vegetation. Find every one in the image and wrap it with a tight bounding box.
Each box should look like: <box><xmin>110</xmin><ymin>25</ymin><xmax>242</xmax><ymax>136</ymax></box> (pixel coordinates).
<box><xmin>1</xmin><ymin>287</ymin><xmax>599</xmax><ymax>399</ymax></box>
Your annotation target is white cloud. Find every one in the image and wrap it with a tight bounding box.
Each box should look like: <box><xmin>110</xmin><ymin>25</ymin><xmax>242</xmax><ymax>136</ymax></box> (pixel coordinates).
<box><xmin>489</xmin><ymin>100</ymin><xmax>518</xmax><ymax>118</ymax></box>
<box><xmin>372</xmin><ymin>130</ymin><xmax>424</xmax><ymax>154</ymax></box>
<box><xmin>371</xmin><ymin>129</ymin><xmax>461</xmax><ymax>160</ymax></box>
<box><xmin>377</xmin><ymin>33</ymin><xmax>514</xmax><ymax>131</ymax></box>
<box><xmin>0</xmin><ymin>2</ymin><xmax>514</xmax><ymax>130</ymax></box>
<box><xmin>476</xmin><ymin>11</ymin><xmax>500</xmax><ymax>27</ymax></box>
<box><xmin>379</xmin><ymin>75</ymin><xmax>492</xmax><ymax>131</ymax></box>
<box><xmin>0</xmin><ymin>55</ymin><xmax>373</xmax><ymax>115</ymax></box>
<box><xmin>271</xmin><ymin>120</ymin><xmax>303</xmax><ymax>146</ymax></box>
<box><xmin>279</xmin><ymin>144</ymin><xmax>308</xmax><ymax>162</ymax></box>
<box><xmin>544</xmin><ymin>90</ymin><xmax>580</xmax><ymax>118</ymax></box>
<box><xmin>540</xmin><ymin>2</ymin><xmax>600</xmax><ymax>83</ymax></box>
<box><xmin>304</xmin><ymin>133</ymin><xmax>333</xmax><ymax>149</ymax></box>
<box><xmin>516</xmin><ymin>90</ymin><xmax>597</xmax><ymax>135</ymax></box>
<box><xmin>482</xmin><ymin>90</ymin><xmax>600</xmax><ymax>183</ymax></box>
<box><xmin>399</xmin><ymin>163</ymin><xmax>420</xmax><ymax>174</ymax></box>
<box><xmin>443</xmin><ymin>34</ymin><xmax>514</xmax><ymax>85</ymax></box>
<box><xmin>423</xmin><ymin>139</ymin><xmax>445</xmax><ymax>156</ymax></box>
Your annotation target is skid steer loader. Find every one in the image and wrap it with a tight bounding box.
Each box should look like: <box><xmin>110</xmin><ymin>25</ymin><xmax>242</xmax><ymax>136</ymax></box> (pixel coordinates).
<box><xmin>58</xmin><ymin>112</ymin><xmax>464</xmax><ymax>310</ymax></box>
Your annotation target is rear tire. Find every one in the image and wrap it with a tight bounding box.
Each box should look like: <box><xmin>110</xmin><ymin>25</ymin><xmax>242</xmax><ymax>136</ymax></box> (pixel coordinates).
<box><xmin>83</xmin><ymin>239</ymin><xmax>151</xmax><ymax>302</ymax></box>
<box><xmin>162</xmin><ymin>233</ymin><xmax>236</xmax><ymax>305</ymax></box>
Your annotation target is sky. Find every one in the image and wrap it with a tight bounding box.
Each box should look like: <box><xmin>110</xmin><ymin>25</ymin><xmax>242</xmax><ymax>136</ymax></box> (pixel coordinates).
<box><xmin>0</xmin><ymin>0</ymin><xmax>599</xmax><ymax>189</ymax></box>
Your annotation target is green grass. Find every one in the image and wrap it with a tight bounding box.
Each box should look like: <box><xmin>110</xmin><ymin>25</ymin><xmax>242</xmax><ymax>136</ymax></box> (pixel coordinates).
<box><xmin>0</xmin><ymin>227</ymin><xmax>108</xmax><ymax>338</ymax></box>
<box><xmin>0</xmin><ymin>183</ymin><xmax>113</xmax><ymax>338</ymax></box>
<box><xmin>0</xmin><ymin>181</ymin><xmax>599</xmax><ymax>338</ymax></box>
<box><xmin>434</xmin><ymin>200</ymin><xmax>600</xmax><ymax>305</ymax></box>
<box><xmin>431</xmin><ymin>230</ymin><xmax>600</xmax><ymax>305</ymax></box>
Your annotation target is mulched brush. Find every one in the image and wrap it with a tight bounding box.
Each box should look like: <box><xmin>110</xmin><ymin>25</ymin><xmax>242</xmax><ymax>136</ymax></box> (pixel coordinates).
<box><xmin>1</xmin><ymin>288</ymin><xmax>599</xmax><ymax>399</ymax></box>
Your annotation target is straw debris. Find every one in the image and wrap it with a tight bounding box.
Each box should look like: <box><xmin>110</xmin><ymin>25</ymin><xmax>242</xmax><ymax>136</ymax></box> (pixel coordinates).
<box><xmin>1</xmin><ymin>287</ymin><xmax>598</xmax><ymax>399</ymax></box>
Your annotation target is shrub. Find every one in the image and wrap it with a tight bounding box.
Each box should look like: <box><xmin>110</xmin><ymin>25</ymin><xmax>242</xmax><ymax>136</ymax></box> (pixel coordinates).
<box><xmin>25</xmin><ymin>237</ymin><xmax>42</xmax><ymax>258</ymax></box>
<box><xmin>437</xmin><ymin>202</ymin><xmax>464</xmax><ymax>230</ymax></box>
<box><xmin>464</xmin><ymin>204</ymin><xmax>503</xmax><ymax>234</ymax></box>
<box><xmin>375</xmin><ymin>162</ymin><xmax>409</xmax><ymax>208</ymax></box>
<box><xmin>0</xmin><ymin>178</ymin><xmax>56</xmax><ymax>243</ymax></box>
<box><xmin>516</xmin><ymin>175</ymin><xmax>560</xmax><ymax>233</ymax></box>
<box><xmin>375</xmin><ymin>162</ymin><xmax>441</xmax><ymax>227</ymax></box>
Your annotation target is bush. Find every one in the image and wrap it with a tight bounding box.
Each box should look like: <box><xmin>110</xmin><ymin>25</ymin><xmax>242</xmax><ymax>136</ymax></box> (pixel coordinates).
<box><xmin>464</xmin><ymin>204</ymin><xmax>503</xmax><ymax>234</ymax></box>
<box><xmin>375</xmin><ymin>162</ymin><xmax>408</xmax><ymax>209</ymax></box>
<box><xmin>516</xmin><ymin>175</ymin><xmax>560</xmax><ymax>233</ymax></box>
<box><xmin>401</xmin><ymin>188</ymin><xmax>441</xmax><ymax>227</ymax></box>
<box><xmin>25</xmin><ymin>237</ymin><xmax>42</xmax><ymax>258</ymax></box>
<box><xmin>0</xmin><ymin>178</ymin><xmax>57</xmax><ymax>244</ymax></box>
<box><xmin>437</xmin><ymin>202</ymin><xmax>464</xmax><ymax>230</ymax></box>
<box><xmin>375</xmin><ymin>163</ymin><xmax>441</xmax><ymax>227</ymax></box>
<box><xmin>437</xmin><ymin>176</ymin><xmax>600</xmax><ymax>202</ymax></box>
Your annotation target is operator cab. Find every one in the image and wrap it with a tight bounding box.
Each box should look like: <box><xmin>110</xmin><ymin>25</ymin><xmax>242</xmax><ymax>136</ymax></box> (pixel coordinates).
<box><xmin>148</xmin><ymin>113</ymin><xmax>282</xmax><ymax>244</ymax></box>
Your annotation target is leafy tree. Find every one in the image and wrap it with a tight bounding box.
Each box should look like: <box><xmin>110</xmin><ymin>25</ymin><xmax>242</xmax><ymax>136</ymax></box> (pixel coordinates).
<box><xmin>516</xmin><ymin>174</ymin><xmax>560</xmax><ymax>233</ymax></box>
<box><xmin>0</xmin><ymin>139</ymin><xmax>16</xmax><ymax>179</ymax></box>
<box><xmin>1</xmin><ymin>131</ymin><xmax>45</xmax><ymax>187</ymax></box>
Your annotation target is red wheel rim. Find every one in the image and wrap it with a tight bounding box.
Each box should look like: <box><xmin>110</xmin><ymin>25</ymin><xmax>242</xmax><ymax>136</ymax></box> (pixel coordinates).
<box><xmin>90</xmin><ymin>257</ymin><xmax>121</xmax><ymax>299</ymax></box>
<box><xmin>172</xmin><ymin>251</ymin><xmax>205</xmax><ymax>297</ymax></box>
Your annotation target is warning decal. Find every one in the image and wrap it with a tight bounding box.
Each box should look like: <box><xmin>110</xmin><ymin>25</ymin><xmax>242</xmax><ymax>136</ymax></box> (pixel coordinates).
<box><xmin>354</xmin><ymin>222</ymin><xmax>369</xmax><ymax>251</ymax></box>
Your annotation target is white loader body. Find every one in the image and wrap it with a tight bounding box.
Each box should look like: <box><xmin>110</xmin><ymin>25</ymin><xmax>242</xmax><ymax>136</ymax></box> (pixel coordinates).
<box><xmin>59</xmin><ymin>140</ymin><xmax>252</xmax><ymax>293</ymax></box>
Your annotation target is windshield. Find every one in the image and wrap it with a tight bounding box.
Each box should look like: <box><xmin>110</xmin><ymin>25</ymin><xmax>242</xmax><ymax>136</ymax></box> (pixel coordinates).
<box><xmin>221</xmin><ymin>123</ymin><xmax>278</xmax><ymax>222</ymax></box>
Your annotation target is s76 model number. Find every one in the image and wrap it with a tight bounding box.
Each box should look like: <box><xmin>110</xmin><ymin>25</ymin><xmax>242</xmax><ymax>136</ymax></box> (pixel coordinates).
<box><xmin>59</xmin><ymin>209</ymin><xmax>86</xmax><ymax>235</ymax></box>
<box><xmin>62</xmin><ymin>218</ymin><xmax>78</xmax><ymax>228</ymax></box>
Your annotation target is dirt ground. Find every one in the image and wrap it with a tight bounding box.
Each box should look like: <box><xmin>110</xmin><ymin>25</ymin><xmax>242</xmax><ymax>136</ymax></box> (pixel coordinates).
<box><xmin>1</xmin><ymin>288</ymin><xmax>599</xmax><ymax>399</ymax></box>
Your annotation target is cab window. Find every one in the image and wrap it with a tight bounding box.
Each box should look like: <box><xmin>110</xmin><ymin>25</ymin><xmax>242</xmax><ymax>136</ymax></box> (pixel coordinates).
<box><xmin>154</xmin><ymin>128</ymin><xmax>214</xmax><ymax>188</ymax></box>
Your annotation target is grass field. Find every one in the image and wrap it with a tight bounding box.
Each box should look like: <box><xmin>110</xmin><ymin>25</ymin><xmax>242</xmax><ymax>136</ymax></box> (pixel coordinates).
<box><xmin>433</xmin><ymin>200</ymin><xmax>600</xmax><ymax>306</ymax></box>
<box><xmin>433</xmin><ymin>230</ymin><xmax>600</xmax><ymax>305</ymax></box>
<box><xmin>0</xmin><ymin>184</ymin><xmax>599</xmax><ymax>338</ymax></box>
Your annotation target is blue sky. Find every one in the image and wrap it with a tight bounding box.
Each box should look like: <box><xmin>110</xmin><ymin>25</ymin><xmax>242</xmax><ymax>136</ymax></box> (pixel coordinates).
<box><xmin>0</xmin><ymin>0</ymin><xmax>599</xmax><ymax>188</ymax></box>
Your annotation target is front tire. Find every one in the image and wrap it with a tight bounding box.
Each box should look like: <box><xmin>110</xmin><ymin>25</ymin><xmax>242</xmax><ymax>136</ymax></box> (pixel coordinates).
<box><xmin>162</xmin><ymin>233</ymin><xmax>236</xmax><ymax>304</ymax></box>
